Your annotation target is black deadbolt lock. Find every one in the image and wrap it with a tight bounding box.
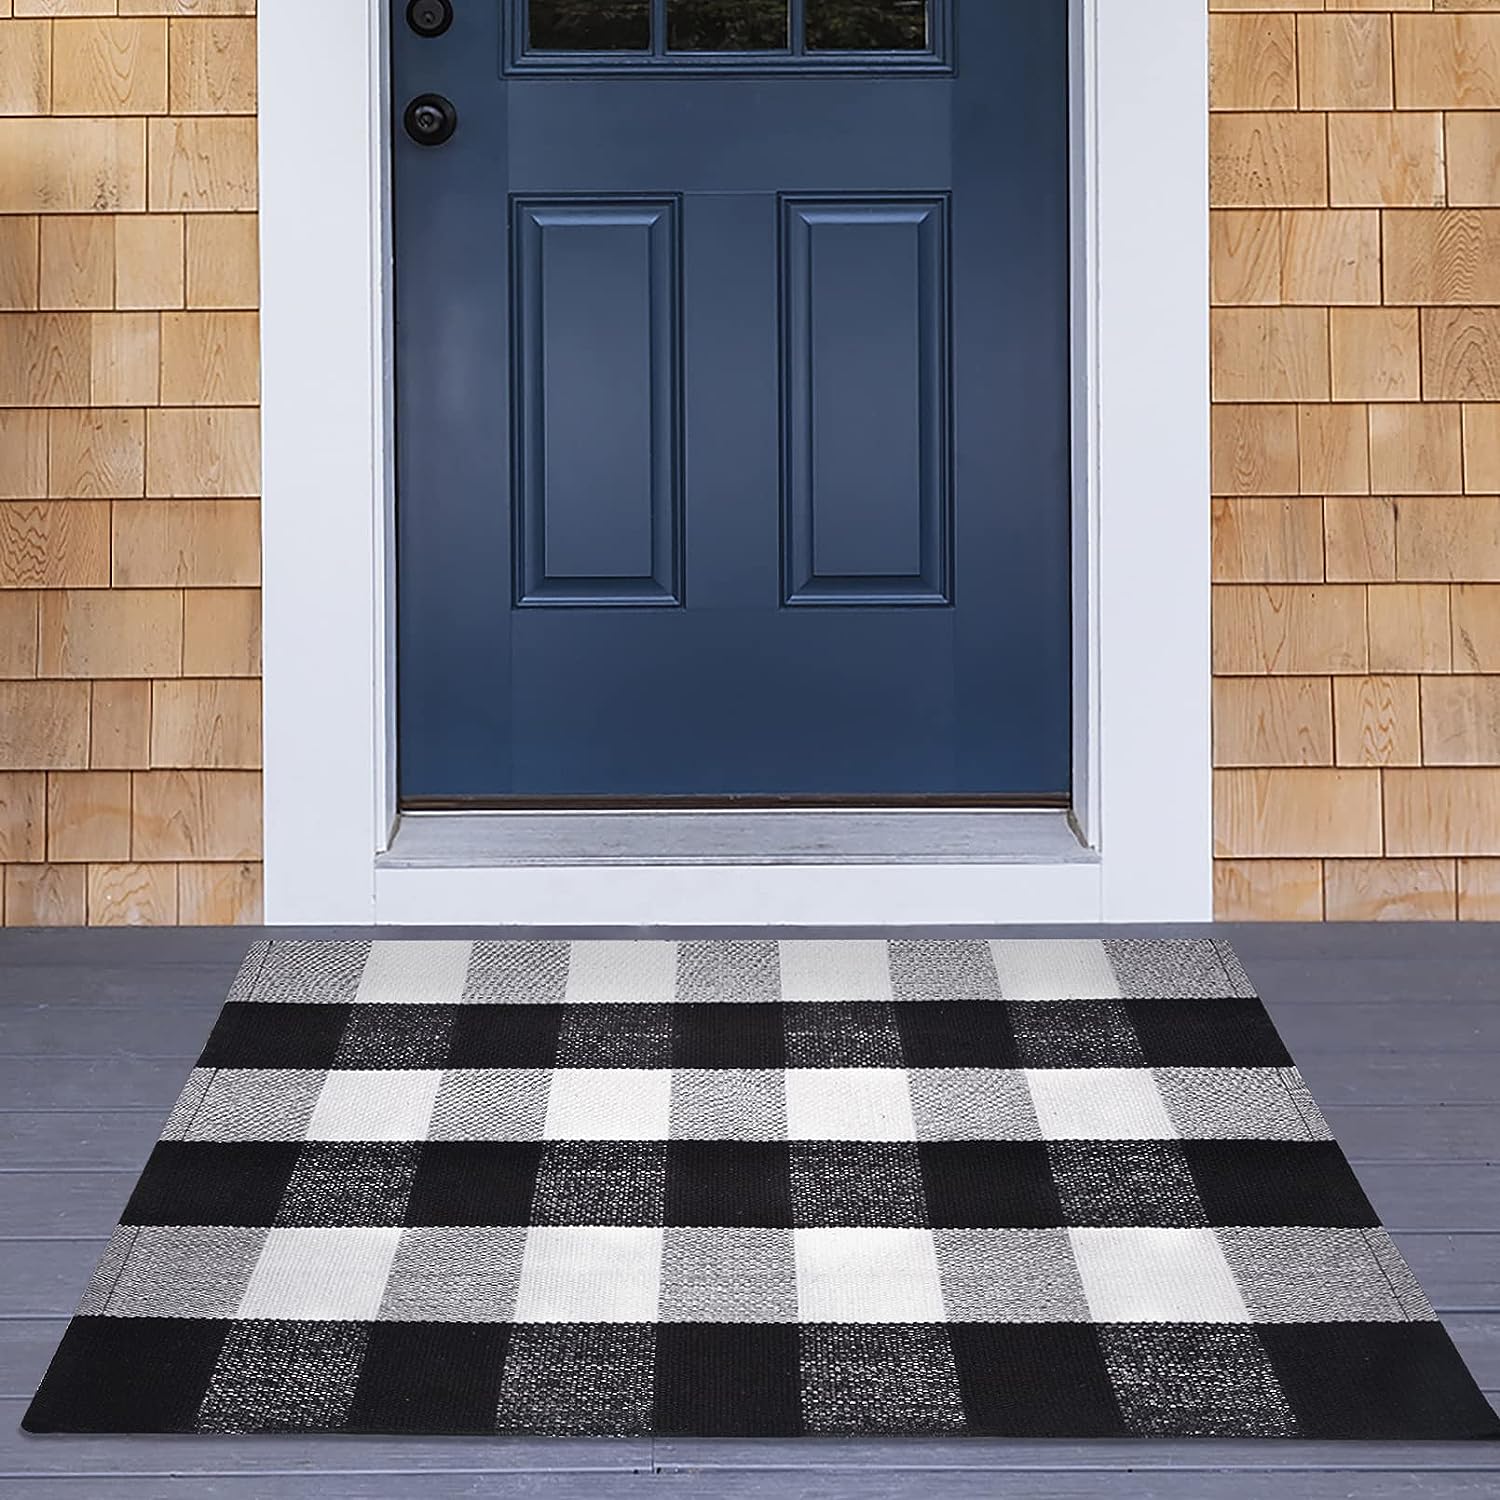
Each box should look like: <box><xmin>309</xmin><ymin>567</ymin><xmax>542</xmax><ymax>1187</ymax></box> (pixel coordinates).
<box><xmin>404</xmin><ymin>93</ymin><xmax>458</xmax><ymax>147</ymax></box>
<box><xmin>406</xmin><ymin>0</ymin><xmax>453</xmax><ymax>37</ymax></box>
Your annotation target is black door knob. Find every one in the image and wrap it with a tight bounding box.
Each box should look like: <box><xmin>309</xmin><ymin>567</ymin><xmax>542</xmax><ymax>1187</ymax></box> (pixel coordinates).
<box><xmin>407</xmin><ymin>0</ymin><xmax>453</xmax><ymax>37</ymax></box>
<box><xmin>404</xmin><ymin>93</ymin><xmax>458</xmax><ymax>147</ymax></box>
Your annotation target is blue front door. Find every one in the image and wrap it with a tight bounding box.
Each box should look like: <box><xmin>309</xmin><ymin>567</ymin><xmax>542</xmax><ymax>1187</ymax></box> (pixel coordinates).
<box><xmin>393</xmin><ymin>0</ymin><xmax>1071</xmax><ymax>803</ymax></box>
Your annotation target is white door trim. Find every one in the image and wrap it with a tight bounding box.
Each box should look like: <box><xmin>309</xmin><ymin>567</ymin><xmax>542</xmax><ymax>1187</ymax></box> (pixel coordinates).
<box><xmin>257</xmin><ymin>0</ymin><xmax>1211</xmax><ymax>925</ymax></box>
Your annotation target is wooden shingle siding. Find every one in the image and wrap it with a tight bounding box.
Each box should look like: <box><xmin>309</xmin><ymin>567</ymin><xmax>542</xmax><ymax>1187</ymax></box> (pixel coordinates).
<box><xmin>0</xmin><ymin>0</ymin><xmax>260</xmax><ymax>926</ymax></box>
<box><xmin>1213</xmin><ymin>0</ymin><xmax>1500</xmax><ymax>918</ymax></box>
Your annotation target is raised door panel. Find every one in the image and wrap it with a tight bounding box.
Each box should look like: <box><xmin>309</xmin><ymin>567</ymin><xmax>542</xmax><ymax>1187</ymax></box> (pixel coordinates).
<box><xmin>782</xmin><ymin>197</ymin><xmax>950</xmax><ymax>605</ymax></box>
<box><xmin>512</xmin><ymin>198</ymin><xmax>682</xmax><ymax>606</ymax></box>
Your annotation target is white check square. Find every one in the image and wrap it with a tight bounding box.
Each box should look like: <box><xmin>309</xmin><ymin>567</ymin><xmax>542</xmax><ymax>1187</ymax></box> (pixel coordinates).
<box><xmin>305</xmin><ymin>1069</ymin><xmax>443</xmax><ymax>1142</ymax></box>
<box><xmin>543</xmin><ymin>1068</ymin><xmax>672</xmax><ymax>1140</ymax></box>
<box><xmin>778</xmin><ymin>941</ymin><xmax>893</xmax><ymax>1003</ymax></box>
<box><xmin>237</xmin><ymin>1227</ymin><xmax>402</xmax><ymax>1321</ymax></box>
<box><xmin>1025</xmin><ymin>1068</ymin><xmax>1178</xmax><ymax>1140</ymax></box>
<box><xmin>564</xmin><ymin>941</ymin><xmax>677</xmax><ymax>1004</ymax></box>
<box><xmin>512</xmin><ymin>1226</ymin><xmax>663</xmax><ymax>1322</ymax></box>
<box><xmin>1069</xmin><ymin>1227</ymin><xmax>1250</xmax><ymax>1323</ymax></box>
<box><xmin>990</xmin><ymin>940</ymin><xmax>1121</xmax><ymax>1001</ymax></box>
<box><xmin>355</xmin><ymin>941</ymin><xmax>473</xmax><ymax>1005</ymax></box>
<box><xmin>784</xmin><ymin>1069</ymin><xmax>917</xmax><ymax>1141</ymax></box>
<box><xmin>795</xmin><ymin>1227</ymin><xmax>946</xmax><ymax>1323</ymax></box>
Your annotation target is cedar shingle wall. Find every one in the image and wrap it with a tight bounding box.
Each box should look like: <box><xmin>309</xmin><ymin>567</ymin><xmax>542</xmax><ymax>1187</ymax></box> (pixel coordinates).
<box><xmin>1211</xmin><ymin>1</ymin><xmax>1500</xmax><ymax>921</ymax></box>
<box><xmin>0</xmin><ymin>0</ymin><xmax>261</xmax><ymax>927</ymax></box>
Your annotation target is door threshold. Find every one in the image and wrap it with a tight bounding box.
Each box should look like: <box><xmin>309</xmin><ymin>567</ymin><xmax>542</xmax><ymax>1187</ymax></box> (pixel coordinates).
<box><xmin>378</xmin><ymin>807</ymin><xmax>1096</xmax><ymax>870</ymax></box>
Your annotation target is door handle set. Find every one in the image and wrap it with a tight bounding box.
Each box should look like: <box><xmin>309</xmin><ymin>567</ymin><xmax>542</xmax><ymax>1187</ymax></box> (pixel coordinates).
<box><xmin>404</xmin><ymin>0</ymin><xmax>457</xmax><ymax>146</ymax></box>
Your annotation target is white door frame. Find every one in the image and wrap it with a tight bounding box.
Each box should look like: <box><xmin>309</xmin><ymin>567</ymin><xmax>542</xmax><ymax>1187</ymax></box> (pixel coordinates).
<box><xmin>258</xmin><ymin>0</ymin><xmax>1211</xmax><ymax>925</ymax></box>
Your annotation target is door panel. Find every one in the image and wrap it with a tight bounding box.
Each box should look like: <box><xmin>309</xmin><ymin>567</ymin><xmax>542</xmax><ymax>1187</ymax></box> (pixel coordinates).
<box><xmin>513</xmin><ymin>199</ymin><xmax>683</xmax><ymax>607</ymax></box>
<box><xmin>782</xmin><ymin>197</ymin><xmax>950</xmax><ymax>606</ymax></box>
<box><xmin>392</xmin><ymin>0</ymin><xmax>1072</xmax><ymax>803</ymax></box>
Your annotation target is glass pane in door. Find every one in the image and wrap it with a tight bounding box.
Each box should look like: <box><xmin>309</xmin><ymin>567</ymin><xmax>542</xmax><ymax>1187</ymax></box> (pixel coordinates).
<box><xmin>530</xmin><ymin>0</ymin><xmax>653</xmax><ymax>51</ymax></box>
<box><xmin>668</xmin><ymin>0</ymin><xmax>789</xmax><ymax>52</ymax></box>
<box><xmin>805</xmin><ymin>0</ymin><xmax>927</xmax><ymax>51</ymax></box>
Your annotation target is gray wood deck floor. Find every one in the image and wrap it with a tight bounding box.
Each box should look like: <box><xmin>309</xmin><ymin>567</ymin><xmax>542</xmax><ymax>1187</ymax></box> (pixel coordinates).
<box><xmin>0</xmin><ymin>922</ymin><xmax>1497</xmax><ymax>1497</ymax></box>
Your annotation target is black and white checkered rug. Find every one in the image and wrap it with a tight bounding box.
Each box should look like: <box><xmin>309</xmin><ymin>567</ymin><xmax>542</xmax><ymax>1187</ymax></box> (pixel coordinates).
<box><xmin>25</xmin><ymin>938</ymin><xmax>1499</xmax><ymax>1439</ymax></box>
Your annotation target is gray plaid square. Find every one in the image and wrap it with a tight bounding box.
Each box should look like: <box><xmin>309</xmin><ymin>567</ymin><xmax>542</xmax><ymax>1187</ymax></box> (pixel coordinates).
<box><xmin>159</xmin><ymin>1069</ymin><xmax>214</xmax><ymax>1140</ymax></box>
<box><xmin>1153</xmin><ymin>1067</ymin><xmax>1332</xmax><ymax>1141</ymax></box>
<box><xmin>669</xmin><ymin>1069</ymin><xmax>787</xmax><ymax>1140</ymax></box>
<box><xmin>105</xmin><ymin>1225</ymin><xmax>269</xmax><ymax>1317</ymax></box>
<box><xmin>1008</xmin><ymin>1001</ymin><xmax>1146</xmax><ymax>1069</ymax></box>
<box><xmin>1217</xmin><ymin>1226</ymin><xmax>1429</xmax><ymax>1322</ymax></box>
<box><xmin>377</xmin><ymin>1228</ymin><xmax>528</xmax><ymax>1321</ymax></box>
<box><xmin>1048</xmin><ymin>1141</ymin><xmax>1207</xmax><ymax>1228</ymax></box>
<box><xmin>676</xmin><ymin>940</ymin><xmax>781</xmax><ymax>1004</ymax></box>
<box><xmin>933</xmin><ymin>1229</ymin><xmax>1090</xmax><ymax>1321</ymax></box>
<box><xmin>178</xmin><ymin>1069</ymin><xmax>325</xmax><ymax>1142</ymax></box>
<box><xmin>1104</xmin><ymin>938</ymin><xmax>1235</xmax><ymax>999</ymax></box>
<box><xmin>1098</xmin><ymin>1324</ymin><xmax>1297</xmax><ymax>1438</ymax></box>
<box><xmin>889</xmin><ymin>940</ymin><xmax>1001</xmax><ymax>1003</ymax></box>
<box><xmin>790</xmin><ymin>1142</ymin><xmax>928</xmax><ymax>1227</ymax></box>
<box><xmin>198</xmin><ymin>1321</ymin><xmax>370</xmax><ymax>1433</ymax></box>
<box><xmin>1365</xmin><ymin>1225</ymin><xmax>1438</xmax><ymax>1319</ymax></box>
<box><xmin>659</xmin><ymin>1228</ymin><xmax>798</xmax><ymax>1321</ymax></box>
<box><xmin>74</xmin><ymin>1226</ymin><xmax>138</xmax><ymax>1315</ymax></box>
<box><xmin>430</xmin><ymin>1068</ymin><xmax>551</xmax><ymax>1140</ymax></box>
<box><xmin>249</xmin><ymin>940</ymin><xmax>371</xmax><ymax>1004</ymax></box>
<box><xmin>494</xmin><ymin>1324</ymin><xmax>656</xmax><ymax>1436</ymax></box>
<box><xmin>274</xmin><ymin>1144</ymin><xmax>421</xmax><ymax>1227</ymax></box>
<box><xmin>224</xmin><ymin>941</ymin><xmax>272</xmax><ymax>1003</ymax></box>
<box><xmin>908</xmin><ymin>1068</ymin><xmax>1041</xmax><ymax>1141</ymax></box>
<box><xmin>463</xmin><ymin>941</ymin><xmax>570</xmax><ymax>1004</ymax></box>
<box><xmin>801</xmin><ymin>1325</ymin><xmax>966</xmax><ymax>1434</ymax></box>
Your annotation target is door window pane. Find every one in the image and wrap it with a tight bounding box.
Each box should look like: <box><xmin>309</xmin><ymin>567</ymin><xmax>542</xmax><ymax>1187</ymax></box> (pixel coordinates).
<box><xmin>805</xmin><ymin>0</ymin><xmax>927</xmax><ymax>51</ymax></box>
<box><xmin>530</xmin><ymin>0</ymin><xmax>652</xmax><ymax>51</ymax></box>
<box><xmin>668</xmin><ymin>0</ymin><xmax>788</xmax><ymax>52</ymax></box>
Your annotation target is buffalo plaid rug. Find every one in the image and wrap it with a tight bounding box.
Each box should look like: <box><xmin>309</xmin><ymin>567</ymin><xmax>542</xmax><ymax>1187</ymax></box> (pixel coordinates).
<box><xmin>24</xmin><ymin>938</ymin><xmax>1499</xmax><ymax>1440</ymax></box>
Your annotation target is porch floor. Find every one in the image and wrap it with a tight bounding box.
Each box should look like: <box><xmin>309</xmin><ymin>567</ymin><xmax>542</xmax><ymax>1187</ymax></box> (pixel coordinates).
<box><xmin>1</xmin><ymin>922</ymin><xmax>1497</xmax><ymax>1497</ymax></box>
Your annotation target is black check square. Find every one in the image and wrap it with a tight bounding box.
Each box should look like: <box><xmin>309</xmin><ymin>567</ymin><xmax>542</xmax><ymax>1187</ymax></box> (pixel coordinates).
<box><xmin>24</xmin><ymin>1318</ymin><xmax>231</xmax><ymax>1433</ymax></box>
<box><xmin>447</xmin><ymin>1005</ymin><xmax>563</xmax><ymax>1069</ymax></box>
<box><xmin>1186</xmin><ymin>1140</ymin><xmax>1379</xmax><ymax>1227</ymax></box>
<box><xmin>197</xmin><ymin>1003</ymin><xmax>350</xmax><ymax>1071</ymax></box>
<box><xmin>347</xmin><ymin>1323</ymin><xmax>512</xmax><ymax>1434</ymax></box>
<box><xmin>894</xmin><ymin>1002</ymin><xmax>1020</xmax><ymax>1068</ymax></box>
<box><xmin>918</xmin><ymin>1142</ymin><xmax>1066</xmax><ymax>1228</ymax></box>
<box><xmin>405</xmin><ymin>1142</ymin><xmax>543</xmax><ymax>1227</ymax></box>
<box><xmin>1126</xmin><ymin>999</ymin><xmax>1292</xmax><ymax>1068</ymax></box>
<box><xmin>671</xmin><ymin>1002</ymin><xmax>786</xmax><ymax>1068</ymax></box>
<box><xmin>666</xmin><ymin>1141</ymin><xmax>792</xmax><ymax>1227</ymax></box>
<box><xmin>654</xmin><ymin>1323</ymin><xmax>800</xmax><ymax>1436</ymax></box>
<box><xmin>123</xmin><ymin>1143</ymin><xmax>300</xmax><ymax>1227</ymax></box>
<box><xmin>949</xmin><ymin>1323</ymin><xmax>1125</xmax><ymax>1437</ymax></box>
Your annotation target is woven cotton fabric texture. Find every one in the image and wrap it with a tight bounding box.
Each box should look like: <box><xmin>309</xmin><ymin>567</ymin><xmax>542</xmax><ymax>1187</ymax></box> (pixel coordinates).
<box><xmin>24</xmin><ymin>938</ymin><xmax>1500</xmax><ymax>1439</ymax></box>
